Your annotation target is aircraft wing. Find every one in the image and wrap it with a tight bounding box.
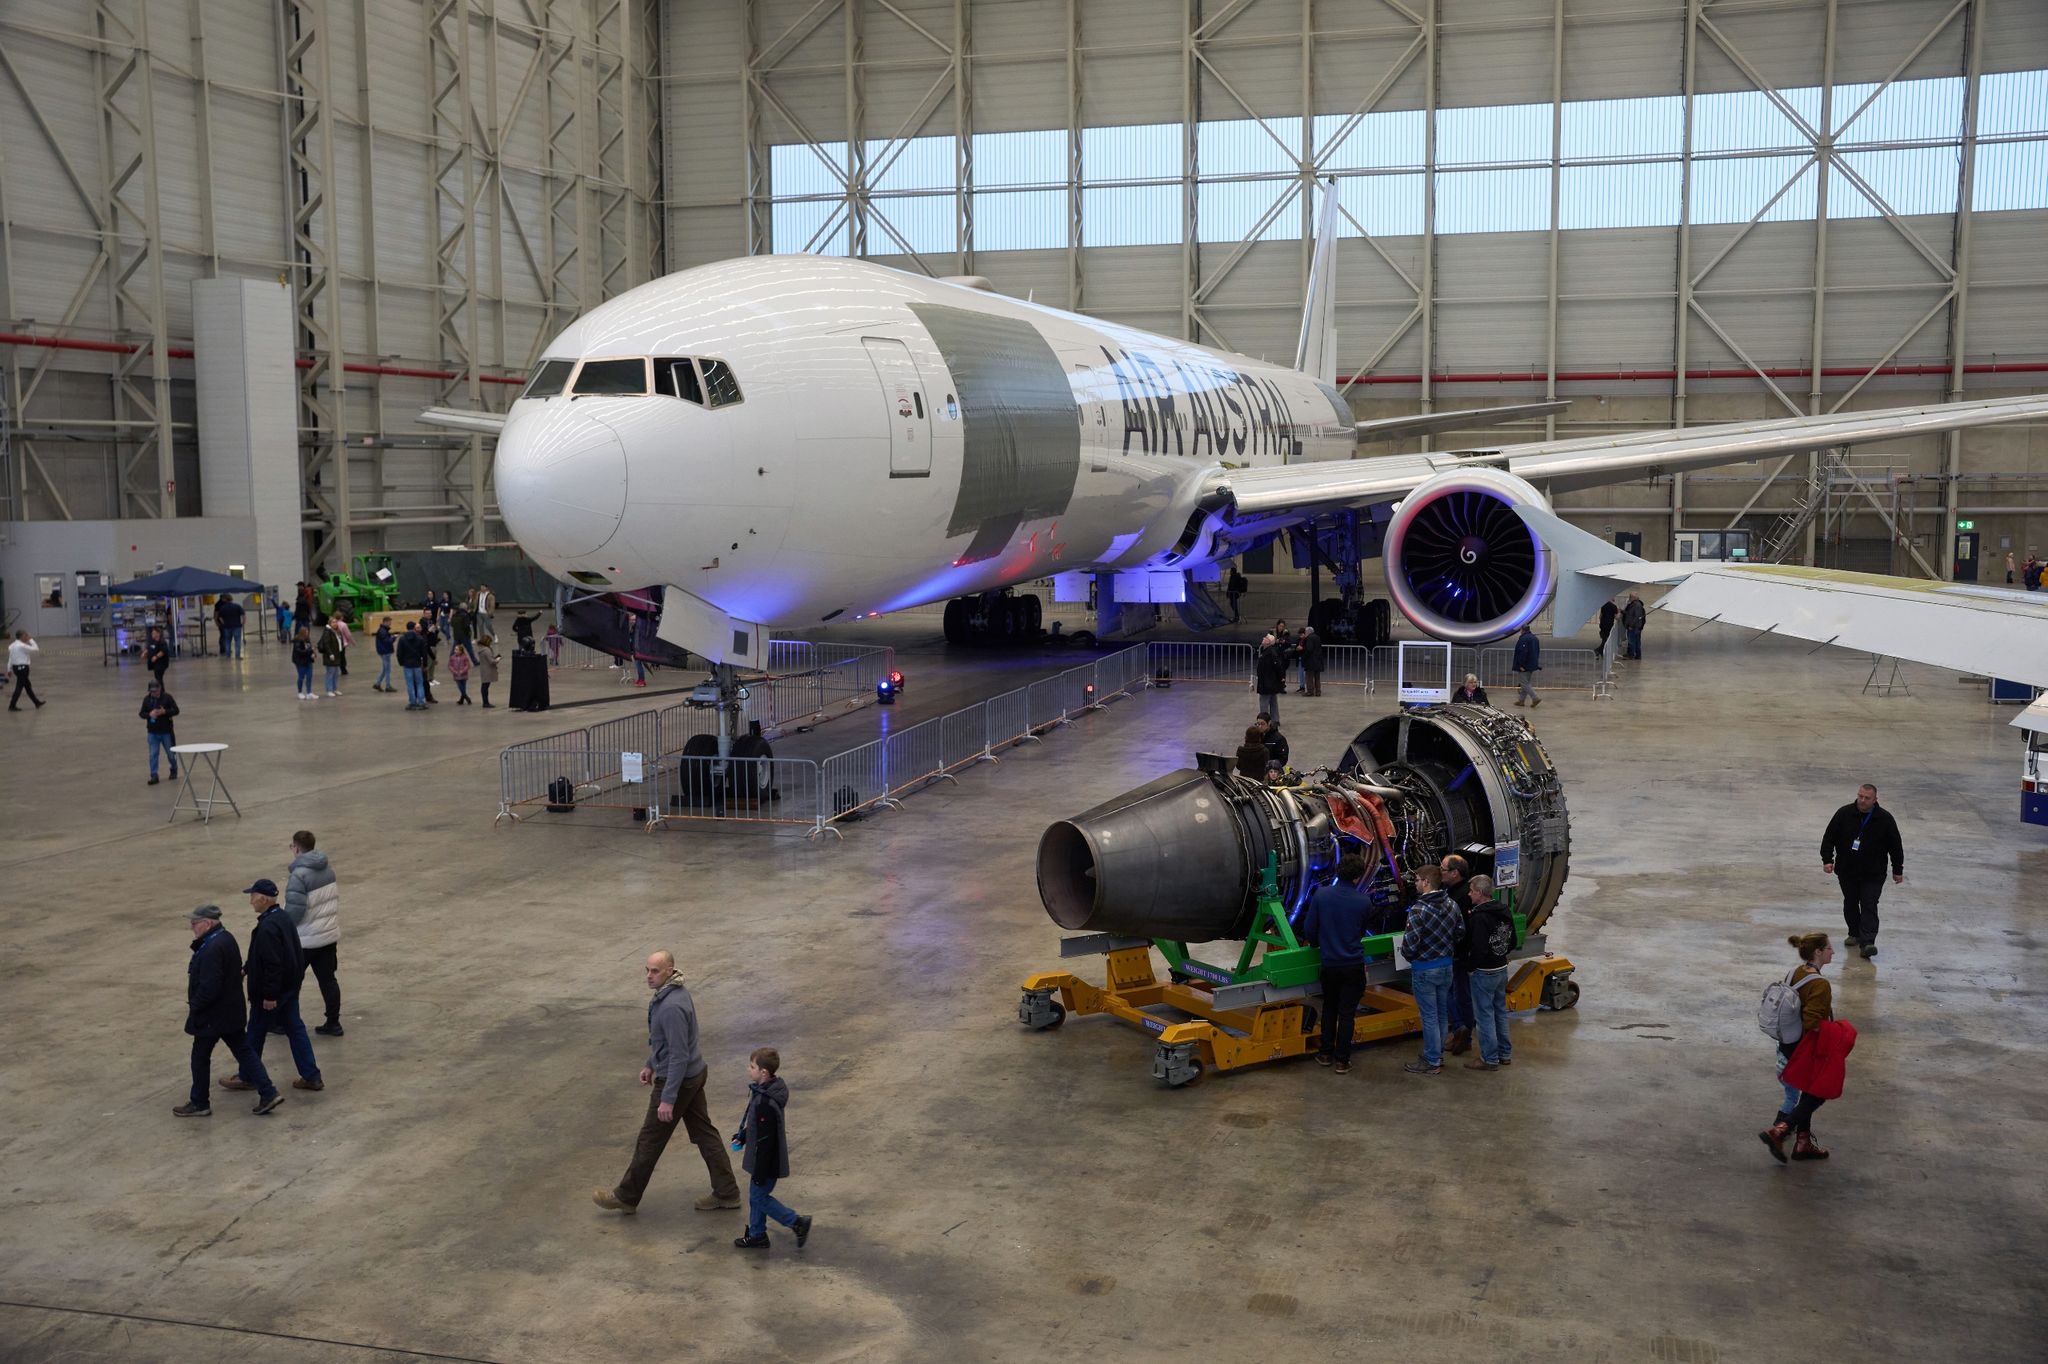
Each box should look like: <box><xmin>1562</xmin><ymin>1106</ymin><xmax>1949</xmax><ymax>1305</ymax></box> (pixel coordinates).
<box><xmin>1353</xmin><ymin>400</ymin><xmax>1570</xmax><ymax>443</ymax></box>
<box><xmin>1514</xmin><ymin>503</ymin><xmax>2048</xmax><ymax>687</ymax></box>
<box><xmin>419</xmin><ymin>407</ymin><xmax>508</xmax><ymax>435</ymax></box>
<box><xmin>1221</xmin><ymin>393</ymin><xmax>2048</xmax><ymax>517</ymax></box>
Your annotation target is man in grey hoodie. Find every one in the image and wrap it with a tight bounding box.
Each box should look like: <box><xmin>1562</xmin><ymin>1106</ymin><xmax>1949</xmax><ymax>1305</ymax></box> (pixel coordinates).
<box><xmin>283</xmin><ymin>830</ymin><xmax>345</xmax><ymax>1036</ymax></box>
<box><xmin>594</xmin><ymin>951</ymin><xmax>742</xmax><ymax>1214</ymax></box>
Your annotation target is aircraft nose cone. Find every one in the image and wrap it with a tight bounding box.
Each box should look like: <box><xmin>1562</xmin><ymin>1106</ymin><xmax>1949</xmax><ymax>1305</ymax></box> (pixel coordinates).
<box><xmin>496</xmin><ymin>406</ymin><xmax>627</xmax><ymax>560</ymax></box>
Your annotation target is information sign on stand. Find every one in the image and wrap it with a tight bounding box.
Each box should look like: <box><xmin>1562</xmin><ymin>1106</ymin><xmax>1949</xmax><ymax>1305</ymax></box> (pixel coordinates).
<box><xmin>1396</xmin><ymin>640</ymin><xmax>1453</xmax><ymax>707</ymax></box>
<box><xmin>622</xmin><ymin>752</ymin><xmax>644</xmax><ymax>784</ymax></box>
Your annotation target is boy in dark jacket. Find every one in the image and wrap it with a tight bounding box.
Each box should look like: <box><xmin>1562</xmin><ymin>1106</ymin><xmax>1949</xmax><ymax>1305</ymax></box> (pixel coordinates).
<box><xmin>731</xmin><ymin>1048</ymin><xmax>811</xmax><ymax>1251</ymax></box>
<box><xmin>174</xmin><ymin>906</ymin><xmax>280</xmax><ymax>1116</ymax></box>
<box><xmin>140</xmin><ymin>681</ymin><xmax>179</xmax><ymax>784</ymax></box>
<box><xmin>225</xmin><ymin>879</ymin><xmax>322</xmax><ymax>1096</ymax></box>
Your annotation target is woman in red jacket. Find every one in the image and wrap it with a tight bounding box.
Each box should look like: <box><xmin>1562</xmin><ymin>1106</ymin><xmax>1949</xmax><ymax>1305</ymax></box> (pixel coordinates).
<box><xmin>1761</xmin><ymin>931</ymin><xmax>1844</xmax><ymax>1162</ymax></box>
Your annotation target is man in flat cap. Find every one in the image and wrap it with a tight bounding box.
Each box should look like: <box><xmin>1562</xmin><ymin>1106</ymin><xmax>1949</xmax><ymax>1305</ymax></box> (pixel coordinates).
<box><xmin>174</xmin><ymin>906</ymin><xmax>282</xmax><ymax>1116</ymax></box>
<box><xmin>219</xmin><ymin>879</ymin><xmax>324</xmax><ymax>1097</ymax></box>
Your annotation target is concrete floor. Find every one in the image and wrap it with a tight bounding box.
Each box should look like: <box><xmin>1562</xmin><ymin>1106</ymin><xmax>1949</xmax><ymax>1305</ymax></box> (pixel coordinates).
<box><xmin>2</xmin><ymin>605</ymin><xmax>2044</xmax><ymax>1363</ymax></box>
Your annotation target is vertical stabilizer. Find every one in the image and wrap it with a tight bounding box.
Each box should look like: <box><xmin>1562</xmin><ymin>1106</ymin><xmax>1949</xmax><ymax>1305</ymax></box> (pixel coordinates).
<box><xmin>1294</xmin><ymin>178</ymin><xmax>1340</xmax><ymax>384</ymax></box>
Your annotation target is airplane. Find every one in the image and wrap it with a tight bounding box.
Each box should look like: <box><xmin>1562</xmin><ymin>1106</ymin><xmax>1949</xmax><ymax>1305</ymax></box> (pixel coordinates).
<box><xmin>423</xmin><ymin>184</ymin><xmax>2048</xmax><ymax>756</ymax></box>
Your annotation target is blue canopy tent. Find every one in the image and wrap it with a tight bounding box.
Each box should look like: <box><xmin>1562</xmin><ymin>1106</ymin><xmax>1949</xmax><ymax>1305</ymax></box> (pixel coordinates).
<box><xmin>107</xmin><ymin>567</ymin><xmax>268</xmax><ymax>661</ymax></box>
<box><xmin>108</xmin><ymin>567</ymin><xmax>266</xmax><ymax>597</ymax></box>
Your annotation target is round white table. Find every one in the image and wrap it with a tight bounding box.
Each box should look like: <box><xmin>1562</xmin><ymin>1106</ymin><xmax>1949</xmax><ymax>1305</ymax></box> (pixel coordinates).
<box><xmin>169</xmin><ymin>743</ymin><xmax>240</xmax><ymax>824</ymax></box>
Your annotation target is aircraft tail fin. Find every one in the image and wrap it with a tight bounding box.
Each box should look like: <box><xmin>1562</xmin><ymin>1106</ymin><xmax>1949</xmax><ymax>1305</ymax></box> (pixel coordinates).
<box><xmin>1294</xmin><ymin>178</ymin><xmax>1340</xmax><ymax>385</ymax></box>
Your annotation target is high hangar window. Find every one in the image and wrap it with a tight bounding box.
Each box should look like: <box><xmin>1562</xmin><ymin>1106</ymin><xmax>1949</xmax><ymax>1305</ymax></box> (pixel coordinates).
<box><xmin>653</xmin><ymin>358</ymin><xmax>703</xmax><ymax>405</ymax></box>
<box><xmin>521</xmin><ymin>359</ymin><xmax>573</xmax><ymax>399</ymax></box>
<box><xmin>571</xmin><ymin>358</ymin><xmax>649</xmax><ymax>396</ymax></box>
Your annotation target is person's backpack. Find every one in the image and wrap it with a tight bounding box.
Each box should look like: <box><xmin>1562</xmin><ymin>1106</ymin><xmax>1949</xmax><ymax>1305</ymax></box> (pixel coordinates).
<box><xmin>546</xmin><ymin>777</ymin><xmax>575</xmax><ymax>813</ymax></box>
<box><xmin>1758</xmin><ymin>967</ymin><xmax>1826</xmax><ymax>1044</ymax></box>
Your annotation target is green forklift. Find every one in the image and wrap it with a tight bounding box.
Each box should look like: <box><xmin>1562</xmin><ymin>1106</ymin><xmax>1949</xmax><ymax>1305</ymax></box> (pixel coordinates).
<box><xmin>315</xmin><ymin>555</ymin><xmax>401</xmax><ymax>624</ymax></box>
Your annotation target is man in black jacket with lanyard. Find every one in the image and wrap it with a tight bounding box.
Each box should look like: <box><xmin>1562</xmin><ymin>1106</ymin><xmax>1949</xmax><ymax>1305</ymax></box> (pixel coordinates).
<box><xmin>1820</xmin><ymin>783</ymin><xmax>1904</xmax><ymax>960</ymax></box>
<box><xmin>173</xmin><ymin>906</ymin><xmax>280</xmax><ymax>1116</ymax></box>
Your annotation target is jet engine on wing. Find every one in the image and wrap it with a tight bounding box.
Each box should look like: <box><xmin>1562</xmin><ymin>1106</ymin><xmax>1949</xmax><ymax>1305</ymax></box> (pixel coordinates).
<box><xmin>1383</xmin><ymin>467</ymin><xmax>1554</xmax><ymax>644</ymax></box>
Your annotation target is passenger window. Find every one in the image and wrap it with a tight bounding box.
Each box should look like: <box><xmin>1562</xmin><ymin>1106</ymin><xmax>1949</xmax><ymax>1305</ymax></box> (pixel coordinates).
<box><xmin>571</xmin><ymin>358</ymin><xmax>649</xmax><ymax>396</ymax></box>
<box><xmin>522</xmin><ymin>359</ymin><xmax>573</xmax><ymax>399</ymax></box>
<box><xmin>653</xmin><ymin>357</ymin><xmax>703</xmax><ymax>405</ymax></box>
<box><xmin>699</xmin><ymin>358</ymin><xmax>743</xmax><ymax>408</ymax></box>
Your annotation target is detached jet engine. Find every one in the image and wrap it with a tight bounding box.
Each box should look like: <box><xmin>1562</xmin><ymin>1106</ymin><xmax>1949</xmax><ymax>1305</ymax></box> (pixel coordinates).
<box><xmin>1038</xmin><ymin>702</ymin><xmax>1570</xmax><ymax>943</ymax></box>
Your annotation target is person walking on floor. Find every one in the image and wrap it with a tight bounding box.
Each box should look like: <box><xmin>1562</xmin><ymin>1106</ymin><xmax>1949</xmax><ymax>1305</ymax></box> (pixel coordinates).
<box><xmin>140</xmin><ymin>679</ymin><xmax>179</xmax><ymax>785</ymax></box>
<box><xmin>593</xmin><ymin>951</ymin><xmax>743</xmax><ymax>1215</ymax></box>
<box><xmin>9</xmin><ymin>630</ymin><xmax>44</xmax><ymax>710</ymax></box>
<box><xmin>1401</xmin><ymin>865</ymin><xmax>1464</xmax><ymax>1077</ymax></box>
<box><xmin>221</xmin><ymin>878</ymin><xmax>323</xmax><ymax>1096</ymax></box>
<box><xmin>396</xmin><ymin>621</ymin><xmax>428</xmax><ymax>710</ymax></box>
<box><xmin>730</xmin><ymin>1047</ymin><xmax>813</xmax><ymax>1251</ymax></box>
<box><xmin>214</xmin><ymin>595</ymin><xmax>245</xmax><ymax>660</ymax></box>
<box><xmin>1296</xmin><ymin>854</ymin><xmax>1374</xmax><ymax>1074</ymax></box>
<box><xmin>1226</xmin><ymin>565</ymin><xmax>1247</xmax><ymax>623</ymax></box>
<box><xmin>1512</xmin><ymin>623</ymin><xmax>1542</xmax><ymax>708</ymax></box>
<box><xmin>284</xmin><ymin>830</ymin><xmax>345</xmax><ymax>1037</ymax></box>
<box><xmin>1598</xmin><ymin>597</ymin><xmax>1620</xmax><ymax>654</ymax></box>
<box><xmin>1254</xmin><ymin>633</ymin><xmax>1290</xmax><ymax>725</ymax></box>
<box><xmin>317</xmin><ymin>620</ymin><xmax>345</xmax><ymax>697</ymax></box>
<box><xmin>372</xmin><ymin>620</ymin><xmax>395</xmax><ymax>692</ymax></box>
<box><xmin>274</xmin><ymin>596</ymin><xmax>292</xmax><ymax>644</ymax></box>
<box><xmin>1621</xmin><ymin>592</ymin><xmax>1648</xmax><ymax>659</ymax></box>
<box><xmin>419</xmin><ymin>614</ymin><xmax>442</xmax><ymax>702</ymax></box>
<box><xmin>474</xmin><ymin>584</ymin><xmax>495</xmax><ymax>641</ymax></box>
<box><xmin>291</xmin><ymin>627</ymin><xmax>317</xmax><ymax>700</ymax></box>
<box><xmin>330</xmin><ymin>613</ymin><xmax>351</xmax><ymax>676</ymax></box>
<box><xmin>145</xmin><ymin>627</ymin><xmax>171</xmax><ymax>685</ymax></box>
<box><xmin>1300</xmin><ymin>625</ymin><xmax>1325</xmax><ymax>697</ymax></box>
<box><xmin>1460</xmin><ymin>875</ymin><xmax>1518</xmax><ymax>1071</ymax></box>
<box><xmin>173</xmin><ymin>905</ymin><xmax>282</xmax><ymax>1117</ymax></box>
<box><xmin>1760</xmin><ymin>931</ymin><xmax>1853</xmax><ymax>1163</ymax></box>
<box><xmin>451</xmin><ymin>599</ymin><xmax>476</xmax><ymax>665</ymax></box>
<box><xmin>545</xmin><ymin>622</ymin><xmax>562</xmax><ymax>666</ymax></box>
<box><xmin>474</xmin><ymin>635</ymin><xmax>499</xmax><ymax>708</ymax></box>
<box><xmin>1819</xmin><ymin>782</ymin><xmax>1904</xmax><ymax>959</ymax></box>
<box><xmin>447</xmin><ymin>641</ymin><xmax>473</xmax><ymax>704</ymax></box>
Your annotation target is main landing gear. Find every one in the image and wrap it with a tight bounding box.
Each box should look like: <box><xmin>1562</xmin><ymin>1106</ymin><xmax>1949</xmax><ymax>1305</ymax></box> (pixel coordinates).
<box><xmin>943</xmin><ymin>589</ymin><xmax>1043</xmax><ymax>646</ymax></box>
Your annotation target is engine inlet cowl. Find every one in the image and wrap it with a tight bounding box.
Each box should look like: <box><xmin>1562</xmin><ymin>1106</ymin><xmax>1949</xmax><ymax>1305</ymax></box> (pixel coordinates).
<box><xmin>1384</xmin><ymin>467</ymin><xmax>1553</xmax><ymax>644</ymax></box>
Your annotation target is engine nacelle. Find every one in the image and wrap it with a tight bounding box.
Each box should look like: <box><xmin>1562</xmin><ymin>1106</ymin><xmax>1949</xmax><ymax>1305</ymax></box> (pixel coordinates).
<box><xmin>1384</xmin><ymin>467</ymin><xmax>1553</xmax><ymax>644</ymax></box>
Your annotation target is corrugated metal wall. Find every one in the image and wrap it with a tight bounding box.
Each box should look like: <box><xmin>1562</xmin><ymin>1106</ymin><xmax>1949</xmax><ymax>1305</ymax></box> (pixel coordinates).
<box><xmin>1</xmin><ymin>0</ymin><xmax>661</xmax><ymax>570</ymax></box>
<box><xmin>672</xmin><ymin>0</ymin><xmax>2048</xmax><ymax>565</ymax></box>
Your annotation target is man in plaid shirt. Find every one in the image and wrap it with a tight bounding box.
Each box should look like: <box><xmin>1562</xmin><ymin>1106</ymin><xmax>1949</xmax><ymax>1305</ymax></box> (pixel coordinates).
<box><xmin>1401</xmin><ymin>865</ymin><xmax>1466</xmax><ymax>1076</ymax></box>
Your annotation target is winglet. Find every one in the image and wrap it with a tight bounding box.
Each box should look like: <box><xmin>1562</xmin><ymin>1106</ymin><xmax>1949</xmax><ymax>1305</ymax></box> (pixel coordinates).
<box><xmin>1294</xmin><ymin>179</ymin><xmax>1340</xmax><ymax>385</ymax></box>
<box><xmin>1512</xmin><ymin>504</ymin><xmax>1643</xmax><ymax>636</ymax></box>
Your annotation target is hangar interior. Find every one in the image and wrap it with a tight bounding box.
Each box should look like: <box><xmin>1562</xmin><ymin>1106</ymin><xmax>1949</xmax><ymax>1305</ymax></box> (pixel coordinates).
<box><xmin>1</xmin><ymin>3</ymin><xmax>2045</xmax><ymax>1363</ymax></box>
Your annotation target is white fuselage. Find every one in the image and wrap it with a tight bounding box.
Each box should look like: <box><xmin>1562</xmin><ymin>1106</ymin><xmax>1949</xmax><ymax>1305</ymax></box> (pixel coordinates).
<box><xmin>495</xmin><ymin>255</ymin><xmax>1353</xmax><ymax>657</ymax></box>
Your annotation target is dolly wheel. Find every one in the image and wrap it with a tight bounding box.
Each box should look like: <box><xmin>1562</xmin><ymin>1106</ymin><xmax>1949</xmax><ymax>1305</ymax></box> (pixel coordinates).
<box><xmin>1018</xmin><ymin>989</ymin><xmax>1065</xmax><ymax>1031</ymax></box>
<box><xmin>1542</xmin><ymin>973</ymin><xmax>1581</xmax><ymax>1011</ymax></box>
<box><xmin>1168</xmin><ymin>1059</ymin><xmax>1204</xmax><ymax>1088</ymax></box>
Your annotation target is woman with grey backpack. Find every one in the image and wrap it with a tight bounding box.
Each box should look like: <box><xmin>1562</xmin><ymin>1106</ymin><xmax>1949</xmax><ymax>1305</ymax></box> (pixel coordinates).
<box><xmin>1758</xmin><ymin>931</ymin><xmax>1845</xmax><ymax>1162</ymax></box>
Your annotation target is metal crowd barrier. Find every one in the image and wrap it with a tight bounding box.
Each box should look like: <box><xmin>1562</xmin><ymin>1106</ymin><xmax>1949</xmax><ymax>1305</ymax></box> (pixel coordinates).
<box><xmin>1156</xmin><ymin>638</ymin><xmax>1608</xmax><ymax>696</ymax></box>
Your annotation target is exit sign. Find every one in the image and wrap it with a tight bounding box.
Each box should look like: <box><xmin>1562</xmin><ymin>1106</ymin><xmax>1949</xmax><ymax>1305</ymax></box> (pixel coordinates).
<box><xmin>1957</xmin><ymin>519</ymin><xmax>1976</xmax><ymax>530</ymax></box>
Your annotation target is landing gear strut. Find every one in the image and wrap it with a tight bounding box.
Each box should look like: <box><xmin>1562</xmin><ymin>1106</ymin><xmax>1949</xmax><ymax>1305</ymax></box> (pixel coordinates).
<box><xmin>943</xmin><ymin>589</ymin><xmax>1043</xmax><ymax>645</ymax></box>
<box><xmin>671</xmin><ymin>662</ymin><xmax>775</xmax><ymax>820</ymax></box>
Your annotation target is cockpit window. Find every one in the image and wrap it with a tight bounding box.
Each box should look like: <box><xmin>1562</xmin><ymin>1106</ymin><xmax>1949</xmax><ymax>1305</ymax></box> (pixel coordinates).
<box><xmin>699</xmin><ymin>358</ymin><xmax>742</xmax><ymax>408</ymax></box>
<box><xmin>653</xmin><ymin>357</ymin><xmax>703</xmax><ymax>405</ymax></box>
<box><xmin>523</xmin><ymin>359</ymin><xmax>573</xmax><ymax>399</ymax></box>
<box><xmin>571</xmin><ymin>358</ymin><xmax>649</xmax><ymax>396</ymax></box>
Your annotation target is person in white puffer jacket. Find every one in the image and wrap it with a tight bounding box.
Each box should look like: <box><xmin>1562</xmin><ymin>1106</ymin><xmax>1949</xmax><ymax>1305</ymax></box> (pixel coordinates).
<box><xmin>284</xmin><ymin>830</ymin><xmax>345</xmax><ymax>1037</ymax></box>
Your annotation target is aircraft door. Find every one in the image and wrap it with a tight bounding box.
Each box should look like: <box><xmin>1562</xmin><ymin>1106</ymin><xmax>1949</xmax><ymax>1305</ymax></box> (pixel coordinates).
<box><xmin>862</xmin><ymin>337</ymin><xmax>932</xmax><ymax>478</ymax></box>
<box><xmin>1072</xmin><ymin>364</ymin><xmax>1107</xmax><ymax>471</ymax></box>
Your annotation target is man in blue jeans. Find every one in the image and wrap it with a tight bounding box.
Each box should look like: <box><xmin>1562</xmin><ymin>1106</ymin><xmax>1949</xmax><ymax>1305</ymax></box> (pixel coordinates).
<box><xmin>1401</xmin><ymin>865</ymin><xmax>1464</xmax><ymax>1076</ymax></box>
<box><xmin>139</xmin><ymin>681</ymin><xmax>179</xmax><ymax>786</ymax></box>
<box><xmin>1459</xmin><ymin>875</ymin><xmax>1519</xmax><ymax>1071</ymax></box>
<box><xmin>220</xmin><ymin>879</ymin><xmax>324</xmax><ymax>1097</ymax></box>
<box><xmin>396</xmin><ymin>621</ymin><xmax>428</xmax><ymax>710</ymax></box>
